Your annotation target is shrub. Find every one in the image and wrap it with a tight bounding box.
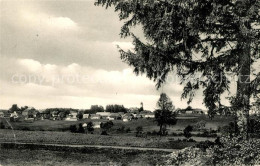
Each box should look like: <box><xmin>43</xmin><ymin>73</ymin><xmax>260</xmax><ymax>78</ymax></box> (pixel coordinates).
<box><xmin>184</xmin><ymin>125</ymin><xmax>193</xmax><ymax>139</ymax></box>
<box><xmin>0</xmin><ymin>122</ymin><xmax>5</xmax><ymax>129</ymax></box>
<box><xmin>135</xmin><ymin>126</ymin><xmax>143</xmax><ymax>137</ymax></box>
<box><xmin>69</xmin><ymin>125</ymin><xmax>77</xmax><ymax>133</ymax></box>
<box><xmin>78</xmin><ymin>123</ymin><xmax>85</xmax><ymax>133</ymax></box>
<box><xmin>165</xmin><ymin>137</ymin><xmax>260</xmax><ymax>165</ymax></box>
<box><xmin>87</xmin><ymin>122</ymin><xmax>94</xmax><ymax>133</ymax></box>
<box><xmin>125</xmin><ymin>127</ymin><xmax>131</xmax><ymax>133</ymax></box>
<box><xmin>101</xmin><ymin>131</ymin><xmax>108</xmax><ymax>135</ymax></box>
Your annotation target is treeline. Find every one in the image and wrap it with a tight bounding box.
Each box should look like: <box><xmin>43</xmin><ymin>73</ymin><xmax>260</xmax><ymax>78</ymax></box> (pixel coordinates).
<box><xmin>83</xmin><ymin>104</ymin><xmax>129</xmax><ymax>114</ymax></box>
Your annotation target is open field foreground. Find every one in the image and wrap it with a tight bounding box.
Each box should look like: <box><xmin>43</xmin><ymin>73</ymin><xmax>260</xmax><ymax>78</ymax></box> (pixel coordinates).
<box><xmin>0</xmin><ymin>143</ymin><xmax>170</xmax><ymax>166</ymax></box>
<box><xmin>0</xmin><ymin>129</ymin><xmax>203</xmax><ymax>149</ymax></box>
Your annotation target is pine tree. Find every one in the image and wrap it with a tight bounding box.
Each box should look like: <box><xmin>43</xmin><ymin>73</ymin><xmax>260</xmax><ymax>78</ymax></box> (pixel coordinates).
<box><xmin>95</xmin><ymin>0</ymin><xmax>260</xmax><ymax>139</ymax></box>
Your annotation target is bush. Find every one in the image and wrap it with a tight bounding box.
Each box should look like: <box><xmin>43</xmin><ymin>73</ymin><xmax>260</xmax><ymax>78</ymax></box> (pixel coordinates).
<box><xmin>135</xmin><ymin>126</ymin><xmax>143</xmax><ymax>137</ymax></box>
<box><xmin>78</xmin><ymin>123</ymin><xmax>85</xmax><ymax>133</ymax></box>
<box><xmin>184</xmin><ymin>125</ymin><xmax>193</xmax><ymax>139</ymax></box>
<box><xmin>0</xmin><ymin>122</ymin><xmax>5</xmax><ymax>129</ymax></box>
<box><xmin>165</xmin><ymin>137</ymin><xmax>260</xmax><ymax>165</ymax></box>
<box><xmin>69</xmin><ymin>125</ymin><xmax>77</xmax><ymax>133</ymax></box>
<box><xmin>125</xmin><ymin>127</ymin><xmax>131</xmax><ymax>133</ymax></box>
<box><xmin>101</xmin><ymin>131</ymin><xmax>108</xmax><ymax>135</ymax></box>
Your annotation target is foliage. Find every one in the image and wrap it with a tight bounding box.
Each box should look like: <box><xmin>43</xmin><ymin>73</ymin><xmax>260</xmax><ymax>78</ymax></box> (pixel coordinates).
<box><xmin>193</xmin><ymin>120</ymin><xmax>206</xmax><ymax>131</ymax></box>
<box><xmin>95</xmin><ymin>0</ymin><xmax>260</xmax><ymax>137</ymax></box>
<box><xmin>69</xmin><ymin>125</ymin><xmax>77</xmax><ymax>133</ymax></box>
<box><xmin>9</xmin><ymin>104</ymin><xmax>20</xmax><ymax>113</ymax></box>
<box><xmin>155</xmin><ymin>93</ymin><xmax>177</xmax><ymax>136</ymax></box>
<box><xmin>183</xmin><ymin>125</ymin><xmax>193</xmax><ymax>139</ymax></box>
<box><xmin>135</xmin><ymin>126</ymin><xmax>143</xmax><ymax>137</ymax></box>
<box><xmin>100</xmin><ymin>121</ymin><xmax>114</xmax><ymax>133</ymax></box>
<box><xmin>106</xmin><ymin>104</ymin><xmax>127</xmax><ymax>113</ymax></box>
<box><xmin>165</xmin><ymin>137</ymin><xmax>260</xmax><ymax>165</ymax></box>
<box><xmin>77</xmin><ymin>112</ymin><xmax>83</xmax><ymax>120</ymax></box>
<box><xmin>89</xmin><ymin>105</ymin><xmax>105</xmax><ymax>114</ymax></box>
<box><xmin>0</xmin><ymin>122</ymin><xmax>5</xmax><ymax>129</ymax></box>
<box><xmin>157</xmin><ymin>93</ymin><xmax>175</xmax><ymax>111</ymax></box>
<box><xmin>78</xmin><ymin>123</ymin><xmax>85</xmax><ymax>133</ymax></box>
<box><xmin>87</xmin><ymin>122</ymin><xmax>94</xmax><ymax>133</ymax></box>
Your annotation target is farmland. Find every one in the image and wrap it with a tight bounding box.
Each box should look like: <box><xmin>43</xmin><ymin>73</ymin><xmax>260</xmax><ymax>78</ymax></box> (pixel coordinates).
<box><xmin>0</xmin><ymin>129</ymin><xmax>200</xmax><ymax>149</ymax></box>
<box><xmin>1</xmin><ymin>115</ymin><xmax>233</xmax><ymax>133</ymax></box>
<box><xmin>0</xmin><ymin>143</ymin><xmax>169</xmax><ymax>166</ymax></box>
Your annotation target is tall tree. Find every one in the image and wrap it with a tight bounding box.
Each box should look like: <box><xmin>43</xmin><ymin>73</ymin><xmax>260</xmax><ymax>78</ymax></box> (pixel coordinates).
<box><xmin>155</xmin><ymin>93</ymin><xmax>177</xmax><ymax>135</ymax></box>
<box><xmin>95</xmin><ymin>0</ymin><xmax>260</xmax><ymax>139</ymax></box>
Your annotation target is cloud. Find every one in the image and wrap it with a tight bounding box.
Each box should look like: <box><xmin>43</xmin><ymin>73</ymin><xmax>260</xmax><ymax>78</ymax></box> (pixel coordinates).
<box><xmin>112</xmin><ymin>41</ymin><xmax>134</xmax><ymax>51</ymax></box>
<box><xmin>0</xmin><ymin>57</ymin><xmax>200</xmax><ymax>110</ymax></box>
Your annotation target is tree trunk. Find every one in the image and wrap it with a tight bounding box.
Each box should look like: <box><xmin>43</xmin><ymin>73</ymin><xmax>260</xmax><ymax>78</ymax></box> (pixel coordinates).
<box><xmin>159</xmin><ymin>124</ymin><xmax>163</xmax><ymax>135</ymax></box>
<box><xmin>236</xmin><ymin>41</ymin><xmax>251</xmax><ymax>139</ymax></box>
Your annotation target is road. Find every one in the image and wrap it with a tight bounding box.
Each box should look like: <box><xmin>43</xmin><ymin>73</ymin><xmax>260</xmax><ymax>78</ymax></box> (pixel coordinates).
<box><xmin>0</xmin><ymin>141</ymin><xmax>177</xmax><ymax>152</ymax></box>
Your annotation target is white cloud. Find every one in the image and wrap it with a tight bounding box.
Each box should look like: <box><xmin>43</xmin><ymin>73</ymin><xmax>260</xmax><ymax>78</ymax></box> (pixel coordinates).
<box><xmin>112</xmin><ymin>41</ymin><xmax>134</xmax><ymax>50</ymax></box>
<box><xmin>17</xmin><ymin>59</ymin><xmax>42</xmax><ymax>72</ymax></box>
<box><xmin>21</xmin><ymin>10</ymin><xmax>78</xmax><ymax>31</ymax></box>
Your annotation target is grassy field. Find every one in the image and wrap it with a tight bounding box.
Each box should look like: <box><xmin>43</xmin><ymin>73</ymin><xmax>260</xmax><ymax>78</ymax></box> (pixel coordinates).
<box><xmin>0</xmin><ymin>144</ymin><xmax>169</xmax><ymax>166</ymax></box>
<box><xmin>0</xmin><ymin>115</ymin><xmax>233</xmax><ymax>133</ymax></box>
<box><xmin>0</xmin><ymin>129</ymin><xmax>200</xmax><ymax>149</ymax></box>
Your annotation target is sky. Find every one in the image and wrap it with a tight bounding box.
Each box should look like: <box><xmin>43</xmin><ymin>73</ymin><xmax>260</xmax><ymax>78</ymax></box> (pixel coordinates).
<box><xmin>0</xmin><ymin>0</ymin><xmax>258</xmax><ymax>111</ymax></box>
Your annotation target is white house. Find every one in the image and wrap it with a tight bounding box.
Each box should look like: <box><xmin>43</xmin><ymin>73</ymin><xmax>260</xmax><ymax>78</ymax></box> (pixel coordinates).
<box><xmin>144</xmin><ymin>113</ymin><xmax>155</xmax><ymax>118</ymax></box>
<box><xmin>90</xmin><ymin>114</ymin><xmax>101</xmax><ymax>119</ymax></box>
<box><xmin>83</xmin><ymin>114</ymin><xmax>89</xmax><ymax>119</ymax></box>
<box><xmin>96</xmin><ymin>112</ymin><xmax>111</xmax><ymax>117</ymax></box>
<box><xmin>93</xmin><ymin>122</ymin><xmax>101</xmax><ymax>128</ymax></box>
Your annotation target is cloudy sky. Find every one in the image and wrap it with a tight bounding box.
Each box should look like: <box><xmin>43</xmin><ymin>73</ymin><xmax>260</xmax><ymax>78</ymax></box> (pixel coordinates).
<box><xmin>1</xmin><ymin>0</ymin><xmax>258</xmax><ymax>111</ymax></box>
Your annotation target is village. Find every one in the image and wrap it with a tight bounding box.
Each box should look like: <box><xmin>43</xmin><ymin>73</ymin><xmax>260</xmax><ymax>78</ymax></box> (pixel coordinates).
<box><xmin>0</xmin><ymin>103</ymin><xmax>207</xmax><ymax>125</ymax></box>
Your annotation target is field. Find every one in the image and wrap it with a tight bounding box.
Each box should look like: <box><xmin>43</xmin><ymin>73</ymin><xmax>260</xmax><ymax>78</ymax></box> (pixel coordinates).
<box><xmin>0</xmin><ymin>115</ymin><xmax>232</xmax><ymax>165</ymax></box>
<box><xmin>0</xmin><ymin>143</ymin><xmax>169</xmax><ymax>166</ymax></box>
<box><xmin>0</xmin><ymin>129</ymin><xmax>199</xmax><ymax>149</ymax></box>
<box><xmin>0</xmin><ymin>115</ymin><xmax>233</xmax><ymax>133</ymax></box>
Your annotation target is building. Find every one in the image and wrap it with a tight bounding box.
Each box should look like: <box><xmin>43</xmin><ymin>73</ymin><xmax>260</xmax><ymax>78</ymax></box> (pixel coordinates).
<box><xmin>96</xmin><ymin>112</ymin><xmax>111</xmax><ymax>117</ymax></box>
<box><xmin>0</xmin><ymin>111</ymin><xmax>4</xmax><ymax>118</ymax></box>
<box><xmin>83</xmin><ymin>114</ymin><xmax>89</xmax><ymax>119</ymax></box>
<box><xmin>144</xmin><ymin>112</ymin><xmax>155</xmax><ymax>118</ymax></box>
<box><xmin>90</xmin><ymin>114</ymin><xmax>101</xmax><ymax>119</ymax></box>
<box><xmin>123</xmin><ymin>115</ymin><xmax>132</xmax><ymax>122</ymax></box>
<box><xmin>93</xmin><ymin>122</ymin><xmax>101</xmax><ymax>128</ymax></box>
<box><xmin>65</xmin><ymin>111</ymin><xmax>78</xmax><ymax>121</ymax></box>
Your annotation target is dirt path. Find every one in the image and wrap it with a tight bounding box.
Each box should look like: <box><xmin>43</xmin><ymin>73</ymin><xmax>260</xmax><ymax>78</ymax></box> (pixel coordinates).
<box><xmin>0</xmin><ymin>141</ymin><xmax>177</xmax><ymax>152</ymax></box>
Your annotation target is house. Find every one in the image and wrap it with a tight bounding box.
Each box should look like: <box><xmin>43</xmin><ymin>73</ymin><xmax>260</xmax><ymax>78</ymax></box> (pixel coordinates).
<box><xmin>24</xmin><ymin>118</ymin><xmax>34</xmax><ymax>123</ymax></box>
<box><xmin>83</xmin><ymin>114</ymin><xmax>90</xmax><ymax>119</ymax></box>
<box><xmin>90</xmin><ymin>114</ymin><xmax>101</xmax><ymax>119</ymax></box>
<box><xmin>82</xmin><ymin>123</ymin><xmax>88</xmax><ymax>128</ymax></box>
<box><xmin>70</xmin><ymin>111</ymin><xmax>78</xmax><ymax>119</ymax></box>
<box><xmin>109</xmin><ymin>113</ymin><xmax>122</xmax><ymax>120</ymax></box>
<box><xmin>107</xmin><ymin>116</ymin><xmax>115</xmax><ymax>120</ymax></box>
<box><xmin>144</xmin><ymin>112</ymin><xmax>155</xmax><ymax>118</ymax></box>
<box><xmin>65</xmin><ymin>111</ymin><xmax>78</xmax><ymax>121</ymax></box>
<box><xmin>96</xmin><ymin>112</ymin><xmax>111</xmax><ymax>118</ymax></box>
<box><xmin>40</xmin><ymin>112</ymin><xmax>50</xmax><ymax>120</ymax></box>
<box><xmin>192</xmin><ymin>109</ymin><xmax>204</xmax><ymax>114</ymax></box>
<box><xmin>22</xmin><ymin>107</ymin><xmax>36</xmax><ymax>119</ymax></box>
<box><xmin>128</xmin><ymin>107</ymin><xmax>139</xmax><ymax>113</ymax></box>
<box><xmin>0</xmin><ymin>111</ymin><xmax>4</xmax><ymax>118</ymax></box>
<box><xmin>51</xmin><ymin>110</ymin><xmax>59</xmax><ymax>120</ymax></box>
<box><xmin>123</xmin><ymin>115</ymin><xmax>132</xmax><ymax>122</ymax></box>
<box><xmin>93</xmin><ymin>122</ymin><xmax>101</xmax><ymax>128</ymax></box>
<box><xmin>22</xmin><ymin>109</ymin><xmax>30</xmax><ymax>119</ymax></box>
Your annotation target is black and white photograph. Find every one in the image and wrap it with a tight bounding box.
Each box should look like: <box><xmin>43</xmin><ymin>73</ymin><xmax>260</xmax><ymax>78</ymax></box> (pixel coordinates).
<box><xmin>0</xmin><ymin>0</ymin><xmax>260</xmax><ymax>165</ymax></box>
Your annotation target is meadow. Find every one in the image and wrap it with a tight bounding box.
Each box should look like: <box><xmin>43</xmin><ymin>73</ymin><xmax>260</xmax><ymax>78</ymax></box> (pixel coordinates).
<box><xmin>1</xmin><ymin>115</ymin><xmax>233</xmax><ymax>133</ymax></box>
<box><xmin>0</xmin><ymin>129</ymin><xmax>199</xmax><ymax>149</ymax></box>
<box><xmin>0</xmin><ymin>143</ymin><xmax>169</xmax><ymax>166</ymax></box>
